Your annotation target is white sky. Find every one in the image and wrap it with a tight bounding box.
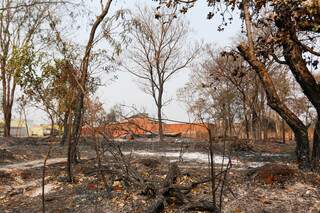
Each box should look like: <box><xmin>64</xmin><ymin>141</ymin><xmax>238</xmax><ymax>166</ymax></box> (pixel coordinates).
<box><xmin>24</xmin><ymin>0</ymin><xmax>242</xmax><ymax>125</ymax></box>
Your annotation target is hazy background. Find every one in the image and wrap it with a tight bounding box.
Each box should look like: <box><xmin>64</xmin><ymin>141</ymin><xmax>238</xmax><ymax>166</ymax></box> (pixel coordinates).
<box><xmin>23</xmin><ymin>0</ymin><xmax>242</xmax><ymax>125</ymax></box>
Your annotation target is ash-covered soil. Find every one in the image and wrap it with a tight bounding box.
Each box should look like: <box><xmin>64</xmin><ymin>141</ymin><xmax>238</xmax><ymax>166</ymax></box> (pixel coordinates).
<box><xmin>0</xmin><ymin>137</ymin><xmax>319</xmax><ymax>213</ymax></box>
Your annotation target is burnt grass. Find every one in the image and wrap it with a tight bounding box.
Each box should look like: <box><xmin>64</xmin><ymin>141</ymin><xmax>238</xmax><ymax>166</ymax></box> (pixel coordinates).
<box><xmin>0</xmin><ymin>137</ymin><xmax>319</xmax><ymax>213</ymax></box>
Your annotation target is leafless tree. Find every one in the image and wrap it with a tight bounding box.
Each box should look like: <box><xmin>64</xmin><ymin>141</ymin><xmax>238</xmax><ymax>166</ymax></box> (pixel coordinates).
<box><xmin>124</xmin><ymin>6</ymin><xmax>199</xmax><ymax>142</ymax></box>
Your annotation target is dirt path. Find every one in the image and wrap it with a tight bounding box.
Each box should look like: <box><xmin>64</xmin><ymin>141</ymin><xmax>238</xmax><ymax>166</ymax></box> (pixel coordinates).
<box><xmin>0</xmin><ymin>158</ymin><xmax>67</xmax><ymax>172</ymax></box>
<box><xmin>0</xmin><ymin>157</ymin><xmax>71</xmax><ymax>199</ymax></box>
<box><xmin>0</xmin><ymin>149</ymin><xmax>291</xmax><ymax>173</ymax></box>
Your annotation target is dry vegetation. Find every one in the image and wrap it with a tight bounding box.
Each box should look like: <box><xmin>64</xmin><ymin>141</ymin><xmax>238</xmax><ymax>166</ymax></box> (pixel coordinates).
<box><xmin>0</xmin><ymin>0</ymin><xmax>320</xmax><ymax>212</ymax></box>
<box><xmin>0</xmin><ymin>137</ymin><xmax>319</xmax><ymax>212</ymax></box>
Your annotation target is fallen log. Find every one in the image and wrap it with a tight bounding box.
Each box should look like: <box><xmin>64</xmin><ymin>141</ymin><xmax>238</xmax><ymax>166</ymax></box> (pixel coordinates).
<box><xmin>145</xmin><ymin>163</ymin><xmax>180</xmax><ymax>213</ymax></box>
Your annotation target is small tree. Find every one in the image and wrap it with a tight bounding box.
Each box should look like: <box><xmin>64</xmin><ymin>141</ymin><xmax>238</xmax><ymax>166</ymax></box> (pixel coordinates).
<box><xmin>0</xmin><ymin>0</ymin><xmax>64</xmax><ymax>137</ymax></box>
<box><xmin>202</xmin><ymin>47</ymin><xmax>257</xmax><ymax>140</ymax></box>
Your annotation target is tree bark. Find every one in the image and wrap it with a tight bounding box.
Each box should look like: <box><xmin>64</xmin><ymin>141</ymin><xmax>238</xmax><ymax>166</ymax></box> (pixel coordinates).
<box><xmin>2</xmin><ymin>73</ymin><xmax>17</xmax><ymax>137</ymax></box>
<box><xmin>244</xmin><ymin>113</ymin><xmax>250</xmax><ymax>140</ymax></box>
<box><xmin>240</xmin><ymin>91</ymin><xmax>250</xmax><ymax>140</ymax></box>
<box><xmin>251</xmin><ymin>108</ymin><xmax>258</xmax><ymax>143</ymax></box>
<box><xmin>294</xmin><ymin>129</ymin><xmax>311</xmax><ymax>169</ymax></box>
<box><xmin>3</xmin><ymin>107</ymin><xmax>11</xmax><ymax>137</ymax></box>
<box><xmin>158</xmin><ymin>104</ymin><xmax>164</xmax><ymax>142</ymax></box>
<box><xmin>157</xmin><ymin>85</ymin><xmax>164</xmax><ymax>142</ymax></box>
<box><xmin>2</xmin><ymin>80</ymin><xmax>15</xmax><ymax>137</ymax></box>
<box><xmin>312</xmin><ymin>117</ymin><xmax>320</xmax><ymax>171</ymax></box>
<box><xmin>70</xmin><ymin>96</ymin><xmax>83</xmax><ymax>163</ymax></box>
<box><xmin>282</xmin><ymin>118</ymin><xmax>286</xmax><ymax>144</ymax></box>
<box><xmin>61</xmin><ymin>110</ymin><xmax>70</xmax><ymax>145</ymax></box>
<box><xmin>23</xmin><ymin>107</ymin><xmax>29</xmax><ymax>137</ymax></box>
<box><xmin>208</xmin><ymin>127</ymin><xmax>216</xmax><ymax>210</ymax></box>
<box><xmin>66</xmin><ymin>112</ymin><xmax>73</xmax><ymax>182</ymax></box>
<box><xmin>49</xmin><ymin>113</ymin><xmax>55</xmax><ymax>137</ymax></box>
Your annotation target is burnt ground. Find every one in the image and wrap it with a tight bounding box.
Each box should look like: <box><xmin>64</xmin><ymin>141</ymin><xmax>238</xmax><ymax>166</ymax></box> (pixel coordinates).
<box><xmin>0</xmin><ymin>137</ymin><xmax>319</xmax><ymax>213</ymax></box>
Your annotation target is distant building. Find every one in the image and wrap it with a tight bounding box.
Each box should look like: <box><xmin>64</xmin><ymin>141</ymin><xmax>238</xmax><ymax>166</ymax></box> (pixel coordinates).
<box><xmin>0</xmin><ymin>120</ymin><xmax>30</xmax><ymax>137</ymax></box>
<box><xmin>163</xmin><ymin>123</ymin><xmax>208</xmax><ymax>139</ymax></box>
<box><xmin>30</xmin><ymin>124</ymin><xmax>60</xmax><ymax>137</ymax></box>
<box><xmin>81</xmin><ymin>113</ymin><xmax>302</xmax><ymax>142</ymax></box>
<box><xmin>82</xmin><ymin>114</ymin><xmax>209</xmax><ymax>139</ymax></box>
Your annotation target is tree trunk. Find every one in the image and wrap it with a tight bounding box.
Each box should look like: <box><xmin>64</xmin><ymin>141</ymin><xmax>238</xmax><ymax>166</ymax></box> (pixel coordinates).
<box><xmin>282</xmin><ymin>118</ymin><xmax>286</xmax><ymax>144</ymax></box>
<box><xmin>252</xmin><ymin>109</ymin><xmax>258</xmax><ymax>143</ymax></box>
<box><xmin>23</xmin><ymin>107</ymin><xmax>29</xmax><ymax>137</ymax></box>
<box><xmin>226</xmin><ymin>104</ymin><xmax>233</xmax><ymax>137</ymax></box>
<box><xmin>241</xmin><ymin>93</ymin><xmax>250</xmax><ymax>140</ymax></box>
<box><xmin>3</xmin><ymin>108</ymin><xmax>11</xmax><ymax>137</ymax></box>
<box><xmin>71</xmin><ymin>94</ymin><xmax>83</xmax><ymax>163</ymax></box>
<box><xmin>158</xmin><ymin>105</ymin><xmax>164</xmax><ymax>142</ymax></box>
<box><xmin>312</xmin><ymin>117</ymin><xmax>320</xmax><ymax>171</ymax></box>
<box><xmin>208</xmin><ymin>127</ymin><xmax>216</xmax><ymax>210</ymax></box>
<box><xmin>49</xmin><ymin>114</ymin><xmax>55</xmax><ymax>137</ymax></box>
<box><xmin>3</xmin><ymin>76</ymin><xmax>16</xmax><ymax>137</ymax></box>
<box><xmin>244</xmin><ymin>113</ymin><xmax>250</xmax><ymax>140</ymax></box>
<box><xmin>260</xmin><ymin>89</ymin><xmax>266</xmax><ymax>141</ymax></box>
<box><xmin>61</xmin><ymin>111</ymin><xmax>70</xmax><ymax>145</ymax></box>
<box><xmin>229</xmin><ymin>120</ymin><xmax>233</xmax><ymax>137</ymax></box>
<box><xmin>157</xmin><ymin>86</ymin><xmax>164</xmax><ymax>142</ymax></box>
<box><xmin>66</xmin><ymin>112</ymin><xmax>73</xmax><ymax>182</ymax></box>
<box><xmin>274</xmin><ymin>116</ymin><xmax>280</xmax><ymax>139</ymax></box>
<box><xmin>294</xmin><ymin>129</ymin><xmax>311</xmax><ymax>169</ymax></box>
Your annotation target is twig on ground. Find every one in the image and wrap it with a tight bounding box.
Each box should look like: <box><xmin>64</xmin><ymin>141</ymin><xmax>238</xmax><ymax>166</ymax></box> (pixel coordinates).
<box><xmin>42</xmin><ymin>143</ymin><xmax>53</xmax><ymax>213</ymax></box>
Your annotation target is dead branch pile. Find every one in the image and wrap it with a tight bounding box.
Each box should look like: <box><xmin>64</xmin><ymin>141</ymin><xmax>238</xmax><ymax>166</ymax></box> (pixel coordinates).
<box><xmin>93</xmin><ymin>131</ymin><xmax>227</xmax><ymax>212</ymax></box>
<box><xmin>145</xmin><ymin>163</ymin><xmax>180</xmax><ymax>212</ymax></box>
<box><xmin>143</xmin><ymin>162</ymin><xmax>220</xmax><ymax>213</ymax></box>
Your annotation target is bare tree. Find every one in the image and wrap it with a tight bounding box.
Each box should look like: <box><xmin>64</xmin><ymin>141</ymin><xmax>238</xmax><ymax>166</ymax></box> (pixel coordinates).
<box><xmin>125</xmin><ymin>6</ymin><xmax>199</xmax><ymax>142</ymax></box>
<box><xmin>202</xmin><ymin>47</ymin><xmax>257</xmax><ymax>141</ymax></box>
